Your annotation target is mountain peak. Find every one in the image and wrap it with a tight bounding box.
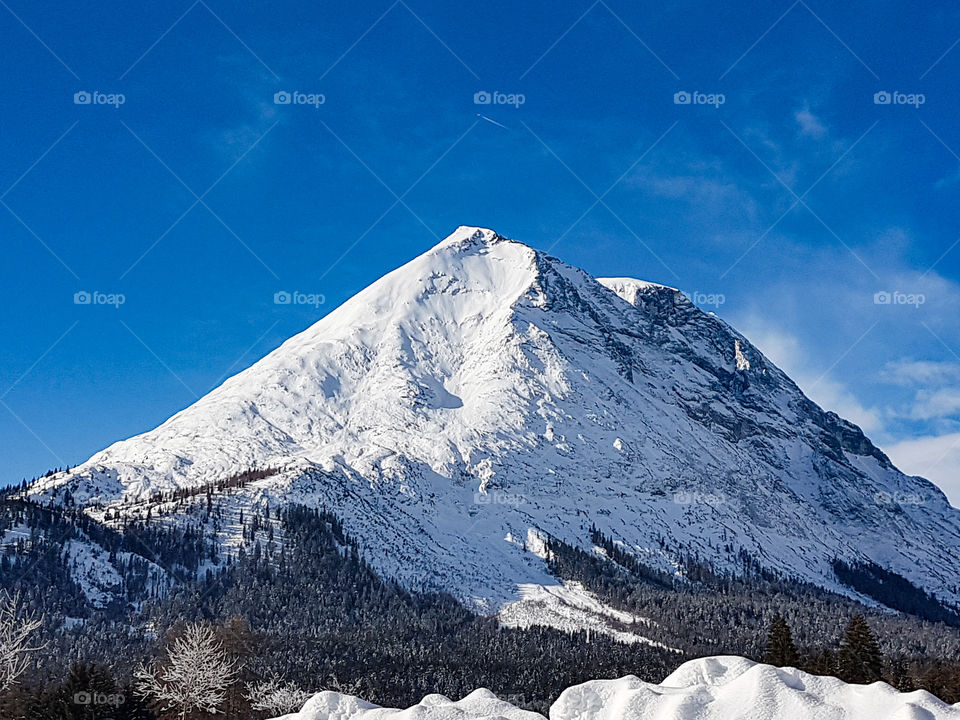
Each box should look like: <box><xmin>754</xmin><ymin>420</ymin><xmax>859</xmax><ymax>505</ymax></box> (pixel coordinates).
<box><xmin>27</xmin><ymin>226</ymin><xmax>960</xmax><ymax>613</ymax></box>
<box><xmin>432</xmin><ymin>225</ymin><xmax>507</xmax><ymax>252</ymax></box>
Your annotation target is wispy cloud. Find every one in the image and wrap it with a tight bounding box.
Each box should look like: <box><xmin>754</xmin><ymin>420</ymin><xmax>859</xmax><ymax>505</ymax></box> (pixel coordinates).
<box><xmin>880</xmin><ymin>359</ymin><xmax>960</xmax><ymax>386</ymax></box>
<box><xmin>884</xmin><ymin>433</ymin><xmax>960</xmax><ymax>508</ymax></box>
<box><xmin>906</xmin><ymin>389</ymin><xmax>960</xmax><ymax>421</ymax></box>
<box><xmin>795</xmin><ymin>106</ymin><xmax>827</xmax><ymax>139</ymax></box>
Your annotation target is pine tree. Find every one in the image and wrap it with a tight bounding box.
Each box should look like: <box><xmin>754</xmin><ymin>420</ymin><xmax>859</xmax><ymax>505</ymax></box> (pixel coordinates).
<box><xmin>837</xmin><ymin>614</ymin><xmax>883</xmax><ymax>683</ymax></box>
<box><xmin>885</xmin><ymin>658</ymin><xmax>915</xmax><ymax>692</ymax></box>
<box><xmin>764</xmin><ymin>614</ymin><xmax>799</xmax><ymax>667</ymax></box>
<box><xmin>805</xmin><ymin>648</ymin><xmax>836</xmax><ymax>677</ymax></box>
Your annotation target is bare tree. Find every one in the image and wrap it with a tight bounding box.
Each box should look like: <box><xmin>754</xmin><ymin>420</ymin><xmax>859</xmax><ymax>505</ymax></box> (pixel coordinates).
<box><xmin>244</xmin><ymin>676</ymin><xmax>312</xmax><ymax>715</ymax></box>
<box><xmin>0</xmin><ymin>590</ymin><xmax>43</xmax><ymax>694</ymax></box>
<box><xmin>134</xmin><ymin>623</ymin><xmax>239</xmax><ymax>718</ymax></box>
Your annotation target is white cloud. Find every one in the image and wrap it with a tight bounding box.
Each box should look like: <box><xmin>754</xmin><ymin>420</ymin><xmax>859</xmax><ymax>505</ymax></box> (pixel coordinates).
<box><xmin>879</xmin><ymin>360</ymin><xmax>960</xmax><ymax>421</ymax></box>
<box><xmin>635</xmin><ymin>174</ymin><xmax>740</xmax><ymax>204</ymax></box>
<box><xmin>883</xmin><ymin>433</ymin><xmax>960</xmax><ymax>508</ymax></box>
<box><xmin>880</xmin><ymin>359</ymin><xmax>960</xmax><ymax>386</ymax></box>
<box><xmin>795</xmin><ymin>107</ymin><xmax>827</xmax><ymax>139</ymax></box>
<box><xmin>908</xmin><ymin>388</ymin><xmax>960</xmax><ymax>421</ymax></box>
<box><xmin>623</xmin><ymin>152</ymin><xmax>762</xmax><ymax>232</ymax></box>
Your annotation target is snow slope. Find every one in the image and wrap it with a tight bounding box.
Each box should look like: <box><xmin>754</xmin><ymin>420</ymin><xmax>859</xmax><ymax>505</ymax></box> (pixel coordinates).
<box><xmin>271</xmin><ymin>657</ymin><xmax>960</xmax><ymax>720</ymax></box>
<box><xmin>498</xmin><ymin>580</ymin><xmax>676</xmax><ymax>649</ymax></box>
<box><xmin>28</xmin><ymin>226</ymin><xmax>960</xmax><ymax>612</ymax></box>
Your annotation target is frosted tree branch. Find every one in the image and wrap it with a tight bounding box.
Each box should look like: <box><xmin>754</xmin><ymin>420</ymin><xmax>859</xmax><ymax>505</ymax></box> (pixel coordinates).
<box><xmin>134</xmin><ymin>623</ymin><xmax>239</xmax><ymax>717</ymax></box>
<box><xmin>244</xmin><ymin>676</ymin><xmax>313</xmax><ymax>714</ymax></box>
<box><xmin>0</xmin><ymin>590</ymin><xmax>44</xmax><ymax>694</ymax></box>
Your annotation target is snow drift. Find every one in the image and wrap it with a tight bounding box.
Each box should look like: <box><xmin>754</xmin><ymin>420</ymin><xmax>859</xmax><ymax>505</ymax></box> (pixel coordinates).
<box><xmin>271</xmin><ymin>657</ymin><xmax>960</xmax><ymax>720</ymax></box>
<box><xmin>270</xmin><ymin>688</ymin><xmax>543</xmax><ymax>720</ymax></box>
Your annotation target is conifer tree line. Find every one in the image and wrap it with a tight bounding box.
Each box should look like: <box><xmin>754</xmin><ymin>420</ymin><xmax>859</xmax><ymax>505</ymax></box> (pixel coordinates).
<box><xmin>1</xmin><ymin>490</ymin><xmax>960</xmax><ymax>718</ymax></box>
<box><xmin>764</xmin><ymin>613</ymin><xmax>885</xmax><ymax>686</ymax></box>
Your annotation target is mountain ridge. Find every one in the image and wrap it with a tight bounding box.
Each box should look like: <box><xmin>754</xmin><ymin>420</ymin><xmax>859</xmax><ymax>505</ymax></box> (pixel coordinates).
<box><xmin>24</xmin><ymin>225</ymin><xmax>960</xmax><ymax>614</ymax></box>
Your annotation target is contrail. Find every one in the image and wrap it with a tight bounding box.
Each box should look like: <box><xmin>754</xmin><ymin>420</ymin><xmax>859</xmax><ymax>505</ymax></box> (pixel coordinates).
<box><xmin>476</xmin><ymin>113</ymin><xmax>509</xmax><ymax>129</ymax></box>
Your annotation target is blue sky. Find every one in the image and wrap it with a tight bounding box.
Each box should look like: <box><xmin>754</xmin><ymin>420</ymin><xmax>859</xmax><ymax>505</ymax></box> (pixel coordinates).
<box><xmin>2</xmin><ymin>0</ymin><xmax>959</xmax><ymax>502</ymax></box>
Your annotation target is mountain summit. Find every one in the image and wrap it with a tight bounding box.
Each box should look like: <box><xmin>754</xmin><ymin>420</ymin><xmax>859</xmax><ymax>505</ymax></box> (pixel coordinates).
<box><xmin>30</xmin><ymin>226</ymin><xmax>960</xmax><ymax>611</ymax></box>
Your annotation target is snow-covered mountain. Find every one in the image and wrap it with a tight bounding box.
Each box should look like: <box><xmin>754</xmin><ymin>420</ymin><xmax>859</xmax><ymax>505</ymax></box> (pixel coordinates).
<box><xmin>28</xmin><ymin>226</ymin><xmax>960</xmax><ymax>612</ymax></box>
<box><xmin>271</xmin><ymin>657</ymin><xmax>960</xmax><ymax>720</ymax></box>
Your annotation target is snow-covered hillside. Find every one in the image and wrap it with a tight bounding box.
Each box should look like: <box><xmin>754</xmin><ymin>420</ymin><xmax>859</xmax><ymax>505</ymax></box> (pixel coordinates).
<box><xmin>272</xmin><ymin>657</ymin><xmax>960</xmax><ymax>720</ymax></box>
<box><xmin>27</xmin><ymin>226</ymin><xmax>960</xmax><ymax>612</ymax></box>
<box><xmin>498</xmin><ymin>580</ymin><xmax>677</xmax><ymax>650</ymax></box>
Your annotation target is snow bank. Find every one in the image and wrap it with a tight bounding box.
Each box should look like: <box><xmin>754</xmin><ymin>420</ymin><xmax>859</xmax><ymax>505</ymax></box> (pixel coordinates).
<box><xmin>272</xmin><ymin>656</ymin><xmax>960</xmax><ymax>720</ymax></box>
<box><xmin>553</xmin><ymin>656</ymin><xmax>960</xmax><ymax>719</ymax></box>
<box><xmin>271</xmin><ymin>688</ymin><xmax>543</xmax><ymax>720</ymax></box>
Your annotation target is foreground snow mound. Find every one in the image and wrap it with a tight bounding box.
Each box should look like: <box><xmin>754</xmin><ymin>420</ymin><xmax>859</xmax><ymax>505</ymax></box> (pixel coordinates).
<box><xmin>272</xmin><ymin>688</ymin><xmax>544</xmax><ymax>720</ymax></box>
<box><xmin>552</xmin><ymin>656</ymin><xmax>960</xmax><ymax>720</ymax></box>
<box><xmin>273</xmin><ymin>657</ymin><xmax>960</xmax><ymax>720</ymax></box>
